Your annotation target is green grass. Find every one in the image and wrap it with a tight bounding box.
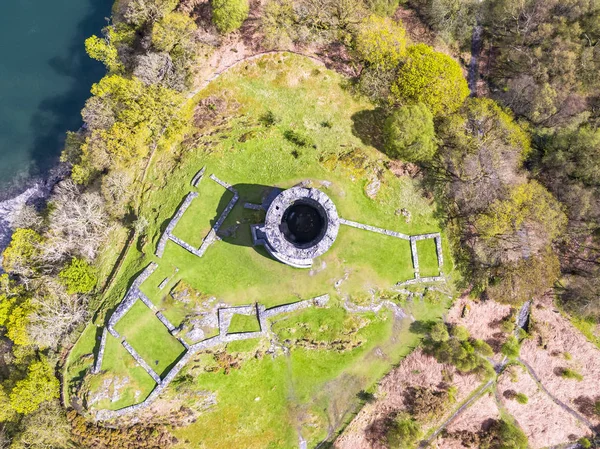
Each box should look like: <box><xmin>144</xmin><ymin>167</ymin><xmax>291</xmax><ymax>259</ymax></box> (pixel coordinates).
<box><xmin>65</xmin><ymin>54</ymin><xmax>458</xmax><ymax>443</ymax></box>
<box><xmin>172</xmin><ymin>298</ymin><xmax>448</xmax><ymax>449</ymax></box>
<box><xmin>90</xmin><ymin>333</ymin><xmax>156</xmax><ymax>411</ymax></box>
<box><xmin>172</xmin><ymin>180</ymin><xmax>232</xmax><ymax>248</ymax></box>
<box><xmin>62</xmin><ymin>324</ymin><xmax>98</xmax><ymax>400</ymax></box>
<box><xmin>114</xmin><ymin>300</ymin><xmax>186</xmax><ymax>377</ymax></box>
<box><xmin>416</xmin><ymin>238</ymin><xmax>439</xmax><ymax>277</ymax></box>
<box><xmin>228</xmin><ymin>313</ymin><xmax>261</xmax><ymax>334</ymax></box>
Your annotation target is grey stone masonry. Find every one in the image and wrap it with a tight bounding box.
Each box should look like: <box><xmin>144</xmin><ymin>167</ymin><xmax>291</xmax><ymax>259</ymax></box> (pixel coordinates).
<box><xmin>95</xmin><ymin>293</ymin><xmax>331</xmax><ymax>421</ymax></box>
<box><xmin>411</xmin><ymin>232</ymin><xmax>441</xmax><ymax>241</ymax></box>
<box><xmin>107</xmin><ymin>327</ymin><xmax>120</xmax><ymax>339</ymax></box>
<box><xmin>263</xmin><ymin>294</ymin><xmax>330</xmax><ymax>318</ymax></box>
<box><xmin>410</xmin><ymin>237</ymin><xmax>420</xmax><ymax>279</ymax></box>
<box><xmin>158</xmin><ymin>277</ymin><xmax>170</xmax><ymax>290</ymax></box>
<box><xmin>191</xmin><ymin>166</ymin><xmax>206</xmax><ymax>187</ymax></box>
<box><xmin>92</xmin><ymin>327</ymin><xmax>108</xmax><ymax>374</ymax></box>
<box><xmin>107</xmin><ymin>263</ymin><xmax>158</xmax><ymax>332</ymax></box>
<box><xmin>396</xmin><ymin>276</ymin><xmax>445</xmax><ymax>286</ymax></box>
<box><xmin>209</xmin><ymin>174</ymin><xmax>235</xmax><ymax>192</ymax></box>
<box><xmin>435</xmin><ymin>235</ymin><xmax>444</xmax><ymax>272</ymax></box>
<box><xmin>138</xmin><ymin>291</ymin><xmax>158</xmax><ymax>313</ymax></box>
<box><xmin>156</xmin><ymin>311</ymin><xmax>176</xmax><ymax>332</ymax></box>
<box><xmin>339</xmin><ymin>218</ymin><xmax>410</xmax><ymax>240</ymax></box>
<box><xmin>122</xmin><ymin>340</ymin><xmax>161</xmax><ymax>383</ymax></box>
<box><xmin>244</xmin><ymin>202</ymin><xmax>264</xmax><ymax>210</ymax></box>
<box><xmin>218</xmin><ymin>304</ymin><xmax>258</xmax><ymax>335</ymax></box>
<box><xmin>169</xmin><ymin>234</ymin><xmax>204</xmax><ymax>258</ymax></box>
<box><xmin>155</xmin><ymin>192</ymin><xmax>199</xmax><ymax>258</ymax></box>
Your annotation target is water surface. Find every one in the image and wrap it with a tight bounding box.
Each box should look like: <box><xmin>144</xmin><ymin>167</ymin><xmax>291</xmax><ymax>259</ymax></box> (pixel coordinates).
<box><xmin>0</xmin><ymin>0</ymin><xmax>112</xmax><ymax>198</ymax></box>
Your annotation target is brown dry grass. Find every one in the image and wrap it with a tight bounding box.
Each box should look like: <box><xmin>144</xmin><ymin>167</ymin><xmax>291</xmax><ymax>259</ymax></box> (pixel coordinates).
<box><xmin>431</xmin><ymin>391</ymin><xmax>500</xmax><ymax>449</ymax></box>
<box><xmin>334</xmin><ymin>349</ymin><xmax>481</xmax><ymax>449</ymax></box>
<box><xmin>521</xmin><ymin>293</ymin><xmax>600</xmax><ymax>428</ymax></box>
<box><xmin>497</xmin><ymin>364</ymin><xmax>590</xmax><ymax>448</ymax></box>
<box><xmin>446</xmin><ymin>296</ymin><xmax>513</xmax><ymax>361</ymax></box>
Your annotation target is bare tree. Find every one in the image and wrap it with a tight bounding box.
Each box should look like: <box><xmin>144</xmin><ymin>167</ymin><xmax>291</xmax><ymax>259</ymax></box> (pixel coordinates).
<box><xmin>40</xmin><ymin>180</ymin><xmax>110</xmax><ymax>266</ymax></box>
<box><xmin>27</xmin><ymin>279</ymin><xmax>88</xmax><ymax>349</ymax></box>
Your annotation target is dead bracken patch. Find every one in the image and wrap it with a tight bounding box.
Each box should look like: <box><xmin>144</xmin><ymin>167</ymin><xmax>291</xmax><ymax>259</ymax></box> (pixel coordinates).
<box><xmin>432</xmin><ymin>392</ymin><xmax>500</xmax><ymax>449</ymax></box>
<box><xmin>334</xmin><ymin>349</ymin><xmax>480</xmax><ymax>449</ymax></box>
<box><xmin>521</xmin><ymin>293</ymin><xmax>600</xmax><ymax>428</ymax></box>
<box><xmin>497</xmin><ymin>364</ymin><xmax>589</xmax><ymax>448</ymax></box>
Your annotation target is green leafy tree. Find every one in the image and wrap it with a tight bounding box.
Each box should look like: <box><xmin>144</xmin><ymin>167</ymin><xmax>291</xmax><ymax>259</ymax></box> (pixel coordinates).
<box><xmin>212</xmin><ymin>0</ymin><xmax>249</xmax><ymax>33</ymax></box>
<box><xmin>85</xmin><ymin>35</ymin><xmax>121</xmax><ymax>73</ymax></box>
<box><xmin>391</xmin><ymin>43</ymin><xmax>469</xmax><ymax>115</ymax></box>
<box><xmin>383</xmin><ymin>103</ymin><xmax>437</xmax><ymax>162</ymax></box>
<box><xmin>152</xmin><ymin>12</ymin><xmax>196</xmax><ymax>52</ymax></box>
<box><xmin>429</xmin><ymin>321</ymin><xmax>450</xmax><ymax>342</ymax></box>
<box><xmin>500</xmin><ymin>335</ymin><xmax>521</xmax><ymax>359</ymax></box>
<box><xmin>495</xmin><ymin>418</ymin><xmax>528</xmax><ymax>449</ymax></box>
<box><xmin>59</xmin><ymin>258</ymin><xmax>97</xmax><ymax>294</ymax></box>
<box><xmin>387</xmin><ymin>414</ymin><xmax>422</xmax><ymax>449</ymax></box>
<box><xmin>9</xmin><ymin>357</ymin><xmax>59</xmax><ymax>414</ymax></box>
<box><xmin>354</xmin><ymin>15</ymin><xmax>407</xmax><ymax>70</ymax></box>
<box><xmin>476</xmin><ymin>181</ymin><xmax>567</xmax><ymax>244</ymax></box>
<box><xmin>1</xmin><ymin>229</ymin><xmax>42</xmax><ymax>275</ymax></box>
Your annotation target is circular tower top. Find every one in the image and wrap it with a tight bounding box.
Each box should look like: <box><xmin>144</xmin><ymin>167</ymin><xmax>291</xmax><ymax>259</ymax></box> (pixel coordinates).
<box><xmin>263</xmin><ymin>187</ymin><xmax>340</xmax><ymax>263</ymax></box>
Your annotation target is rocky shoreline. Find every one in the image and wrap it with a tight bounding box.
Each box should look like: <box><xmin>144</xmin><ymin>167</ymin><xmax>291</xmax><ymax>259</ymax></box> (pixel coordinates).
<box><xmin>0</xmin><ymin>164</ymin><xmax>69</xmax><ymax>262</ymax></box>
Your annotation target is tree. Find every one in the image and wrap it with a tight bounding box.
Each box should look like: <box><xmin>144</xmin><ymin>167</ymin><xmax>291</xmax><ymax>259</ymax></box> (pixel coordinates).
<box><xmin>387</xmin><ymin>414</ymin><xmax>422</xmax><ymax>449</ymax></box>
<box><xmin>212</xmin><ymin>0</ymin><xmax>249</xmax><ymax>33</ymax></box>
<box><xmin>124</xmin><ymin>0</ymin><xmax>179</xmax><ymax>27</ymax></box>
<box><xmin>354</xmin><ymin>15</ymin><xmax>407</xmax><ymax>70</ymax></box>
<box><xmin>500</xmin><ymin>335</ymin><xmax>521</xmax><ymax>358</ymax></box>
<box><xmin>391</xmin><ymin>43</ymin><xmax>469</xmax><ymax>115</ymax></box>
<box><xmin>476</xmin><ymin>181</ymin><xmax>567</xmax><ymax>247</ymax></box>
<box><xmin>41</xmin><ymin>180</ymin><xmax>109</xmax><ymax>264</ymax></box>
<box><xmin>429</xmin><ymin>321</ymin><xmax>449</xmax><ymax>342</ymax></box>
<box><xmin>383</xmin><ymin>103</ymin><xmax>437</xmax><ymax>162</ymax></box>
<box><xmin>152</xmin><ymin>12</ymin><xmax>196</xmax><ymax>53</ymax></box>
<box><xmin>1</xmin><ymin>229</ymin><xmax>42</xmax><ymax>276</ymax></box>
<box><xmin>9</xmin><ymin>357</ymin><xmax>59</xmax><ymax>414</ymax></box>
<box><xmin>10</xmin><ymin>400</ymin><xmax>70</xmax><ymax>449</ymax></box>
<box><xmin>59</xmin><ymin>258</ymin><xmax>97</xmax><ymax>294</ymax></box>
<box><xmin>85</xmin><ymin>35</ymin><xmax>121</xmax><ymax>73</ymax></box>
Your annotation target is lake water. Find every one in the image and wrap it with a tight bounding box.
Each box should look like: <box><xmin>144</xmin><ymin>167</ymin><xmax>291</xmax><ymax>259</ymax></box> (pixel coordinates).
<box><xmin>0</xmin><ymin>0</ymin><xmax>112</xmax><ymax>199</ymax></box>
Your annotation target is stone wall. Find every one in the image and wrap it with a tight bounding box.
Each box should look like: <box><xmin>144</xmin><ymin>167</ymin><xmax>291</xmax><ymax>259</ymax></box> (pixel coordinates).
<box><xmin>191</xmin><ymin>166</ymin><xmax>206</xmax><ymax>187</ymax></box>
<box><xmin>155</xmin><ymin>192</ymin><xmax>199</xmax><ymax>258</ymax></box>
<box><xmin>122</xmin><ymin>340</ymin><xmax>161</xmax><ymax>383</ymax></box>
<box><xmin>95</xmin><ymin>293</ymin><xmax>330</xmax><ymax>421</ymax></box>
<box><xmin>107</xmin><ymin>262</ymin><xmax>158</xmax><ymax>332</ymax></box>
<box><xmin>92</xmin><ymin>327</ymin><xmax>108</xmax><ymax>374</ymax></box>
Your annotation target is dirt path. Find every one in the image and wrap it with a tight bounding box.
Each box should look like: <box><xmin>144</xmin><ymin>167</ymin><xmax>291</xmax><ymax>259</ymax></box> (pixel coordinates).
<box><xmin>518</xmin><ymin>357</ymin><xmax>596</xmax><ymax>431</ymax></box>
<box><xmin>420</xmin><ymin>379</ymin><xmax>494</xmax><ymax>446</ymax></box>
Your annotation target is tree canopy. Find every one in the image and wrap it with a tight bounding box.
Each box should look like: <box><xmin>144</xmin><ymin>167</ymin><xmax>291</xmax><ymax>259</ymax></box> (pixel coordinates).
<box><xmin>354</xmin><ymin>15</ymin><xmax>407</xmax><ymax>70</ymax></box>
<box><xmin>212</xmin><ymin>0</ymin><xmax>249</xmax><ymax>33</ymax></box>
<box><xmin>391</xmin><ymin>44</ymin><xmax>469</xmax><ymax>115</ymax></box>
<box><xmin>383</xmin><ymin>102</ymin><xmax>437</xmax><ymax>162</ymax></box>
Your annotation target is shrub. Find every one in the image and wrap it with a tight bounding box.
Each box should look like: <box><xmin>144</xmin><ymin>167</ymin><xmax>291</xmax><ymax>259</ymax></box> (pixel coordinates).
<box><xmin>59</xmin><ymin>258</ymin><xmax>97</xmax><ymax>294</ymax></box>
<box><xmin>259</xmin><ymin>110</ymin><xmax>279</xmax><ymax>127</ymax></box>
<box><xmin>559</xmin><ymin>368</ymin><xmax>584</xmax><ymax>381</ymax></box>
<box><xmin>515</xmin><ymin>393</ymin><xmax>528</xmax><ymax>404</ymax></box>
<box><xmin>9</xmin><ymin>357</ymin><xmax>60</xmax><ymax>414</ymax></box>
<box><xmin>383</xmin><ymin>103</ymin><xmax>437</xmax><ymax>162</ymax></box>
<box><xmin>579</xmin><ymin>437</ymin><xmax>592</xmax><ymax>449</ymax></box>
<box><xmin>500</xmin><ymin>335</ymin><xmax>521</xmax><ymax>359</ymax></box>
<box><xmin>386</xmin><ymin>414</ymin><xmax>422</xmax><ymax>449</ymax></box>
<box><xmin>212</xmin><ymin>0</ymin><xmax>249</xmax><ymax>33</ymax></box>
<box><xmin>283</xmin><ymin>130</ymin><xmax>314</xmax><ymax>147</ymax></box>
<box><xmin>354</xmin><ymin>15</ymin><xmax>407</xmax><ymax>70</ymax></box>
<box><xmin>391</xmin><ymin>43</ymin><xmax>469</xmax><ymax>115</ymax></box>
<box><xmin>423</xmin><ymin>322</ymin><xmax>494</xmax><ymax>376</ymax></box>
